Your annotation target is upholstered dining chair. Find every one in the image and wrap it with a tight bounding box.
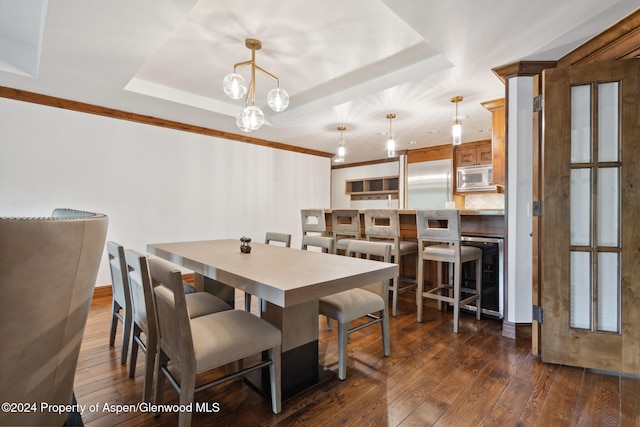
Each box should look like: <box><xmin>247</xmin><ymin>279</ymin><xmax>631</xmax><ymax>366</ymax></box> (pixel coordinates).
<box><xmin>301</xmin><ymin>208</ymin><xmax>327</xmax><ymax>236</ymax></box>
<box><xmin>318</xmin><ymin>240</ymin><xmax>392</xmax><ymax>380</ymax></box>
<box><xmin>149</xmin><ymin>257</ymin><xmax>282</xmax><ymax>426</ymax></box>
<box><xmin>364</xmin><ymin>209</ymin><xmax>418</xmax><ymax>316</ymax></box>
<box><xmin>125</xmin><ymin>249</ymin><xmax>231</xmax><ymax>403</ymax></box>
<box><xmin>301</xmin><ymin>234</ymin><xmax>335</xmax><ymax>253</ymax></box>
<box><xmin>0</xmin><ymin>208</ymin><xmax>108</xmax><ymax>426</ymax></box>
<box><xmin>331</xmin><ymin>209</ymin><xmax>361</xmax><ymax>254</ymax></box>
<box><xmin>245</xmin><ymin>232</ymin><xmax>292</xmax><ymax>313</ymax></box>
<box><xmin>107</xmin><ymin>241</ymin><xmax>133</xmax><ymax>365</ymax></box>
<box><xmin>415</xmin><ymin>209</ymin><xmax>482</xmax><ymax>333</ymax></box>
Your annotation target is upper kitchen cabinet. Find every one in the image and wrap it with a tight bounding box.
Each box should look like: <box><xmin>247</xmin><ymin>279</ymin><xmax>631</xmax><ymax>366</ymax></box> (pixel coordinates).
<box><xmin>455</xmin><ymin>141</ymin><xmax>493</xmax><ymax>167</ymax></box>
<box><xmin>481</xmin><ymin>98</ymin><xmax>506</xmax><ymax>187</ymax></box>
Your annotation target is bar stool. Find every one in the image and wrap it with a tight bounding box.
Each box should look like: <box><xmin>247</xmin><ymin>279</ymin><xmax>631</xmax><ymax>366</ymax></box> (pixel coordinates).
<box><xmin>301</xmin><ymin>209</ymin><xmax>326</xmax><ymax>236</ymax></box>
<box><xmin>364</xmin><ymin>209</ymin><xmax>418</xmax><ymax>316</ymax></box>
<box><xmin>415</xmin><ymin>209</ymin><xmax>482</xmax><ymax>333</ymax></box>
<box><xmin>331</xmin><ymin>209</ymin><xmax>361</xmax><ymax>255</ymax></box>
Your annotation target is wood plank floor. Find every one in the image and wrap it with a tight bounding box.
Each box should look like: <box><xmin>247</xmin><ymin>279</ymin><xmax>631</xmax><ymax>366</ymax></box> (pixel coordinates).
<box><xmin>75</xmin><ymin>290</ymin><xmax>640</xmax><ymax>426</ymax></box>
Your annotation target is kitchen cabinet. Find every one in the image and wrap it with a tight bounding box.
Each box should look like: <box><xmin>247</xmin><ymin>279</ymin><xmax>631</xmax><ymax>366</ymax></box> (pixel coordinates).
<box><xmin>345</xmin><ymin>175</ymin><xmax>398</xmax><ymax>200</ymax></box>
<box><xmin>481</xmin><ymin>98</ymin><xmax>506</xmax><ymax>187</ymax></box>
<box><xmin>455</xmin><ymin>141</ymin><xmax>493</xmax><ymax>167</ymax></box>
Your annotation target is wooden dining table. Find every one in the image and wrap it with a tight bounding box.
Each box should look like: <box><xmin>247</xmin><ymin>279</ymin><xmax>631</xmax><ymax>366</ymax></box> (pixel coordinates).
<box><xmin>147</xmin><ymin>238</ymin><xmax>398</xmax><ymax>401</ymax></box>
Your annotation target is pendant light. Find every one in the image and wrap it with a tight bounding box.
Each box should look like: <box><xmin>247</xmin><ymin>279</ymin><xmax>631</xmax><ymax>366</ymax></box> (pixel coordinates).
<box><xmin>335</xmin><ymin>125</ymin><xmax>346</xmax><ymax>163</ymax></box>
<box><xmin>386</xmin><ymin>113</ymin><xmax>396</xmax><ymax>158</ymax></box>
<box><xmin>222</xmin><ymin>39</ymin><xmax>289</xmax><ymax>132</ymax></box>
<box><xmin>451</xmin><ymin>96</ymin><xmax>463</xmax><ymax>145</ymax></box>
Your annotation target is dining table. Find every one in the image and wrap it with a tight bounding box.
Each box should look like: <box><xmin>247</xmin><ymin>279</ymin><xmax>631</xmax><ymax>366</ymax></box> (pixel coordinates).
<box><xmin>147</xmin><ymin>238</ymin><xmax>399</xmax><ymax>401</ymax></box>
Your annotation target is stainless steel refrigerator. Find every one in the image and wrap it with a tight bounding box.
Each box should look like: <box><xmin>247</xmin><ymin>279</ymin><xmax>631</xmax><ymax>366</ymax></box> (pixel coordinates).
<box><xmin>407</xmin><ymin>159</ymin><xmax>453</xmax><ymax>209</ymax></box>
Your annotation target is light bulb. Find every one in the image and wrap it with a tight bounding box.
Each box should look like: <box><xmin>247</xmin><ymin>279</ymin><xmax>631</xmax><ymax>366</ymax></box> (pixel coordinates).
<box><xmin>267</xmin><ymin>87</ymin><xmax>289</xmax><ymax>112</ymax></box>
<box><xmin>240</xmin><ymin>106</ymin><xmax>264</xmax><ymax>131</ymax></box>
<box><xmin>387</xmin><ymin>137</ymin><xmax>395</xmax><ymax>158</ymax></box>
<box><xmin>452</xmin><ymin>121</ymin><xmax>462</xmax><ymax>145</ymax></box>
<box><xmin>223</xmin><ymin>73</ymin><xmax>248</xmax><ymax>100</ymax></box>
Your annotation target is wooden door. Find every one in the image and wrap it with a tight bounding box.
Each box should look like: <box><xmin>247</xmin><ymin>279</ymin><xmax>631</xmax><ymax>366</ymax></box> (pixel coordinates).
<box><xmin>541</xmin><ymin>58</ymin><xmax>640</xmax><ymax>374</ymax></box>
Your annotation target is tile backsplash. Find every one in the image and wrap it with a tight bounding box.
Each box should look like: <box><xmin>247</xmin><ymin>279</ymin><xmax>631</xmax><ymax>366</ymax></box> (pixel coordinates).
<box><xmin>464</xmin><ymin>193</ymin><xmax>505</xmax><ymax>210</ymax></box>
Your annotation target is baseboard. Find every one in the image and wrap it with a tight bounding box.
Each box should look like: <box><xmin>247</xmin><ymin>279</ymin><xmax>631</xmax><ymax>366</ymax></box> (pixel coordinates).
<box><xmin>502</xmin><ymin>320</ymin><xmax>532</xmax><ymax>340</ymax></box>
<box><xmin>93</xmin><ymin>285</ymin><xmax>112</xmax><ymax>299</ymax></box>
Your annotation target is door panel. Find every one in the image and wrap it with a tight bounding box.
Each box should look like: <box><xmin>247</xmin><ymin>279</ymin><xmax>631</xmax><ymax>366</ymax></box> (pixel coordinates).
<box><xmin>541</xmin><ymin>59</ymin><xmax>640</xmax><ymax>374</ymax></box>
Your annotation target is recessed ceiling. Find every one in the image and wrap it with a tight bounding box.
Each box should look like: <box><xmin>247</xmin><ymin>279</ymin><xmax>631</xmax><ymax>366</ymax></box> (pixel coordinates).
<box><xmin>1</xmin><ymin>0</ymin><xmax>637</xmax><ymax>163</ymax></box>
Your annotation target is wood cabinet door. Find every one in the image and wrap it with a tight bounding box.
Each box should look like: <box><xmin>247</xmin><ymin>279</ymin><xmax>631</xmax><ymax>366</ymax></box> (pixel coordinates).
<box><xmin>541</xmin><ymin>58</ymin><xmax>640</xmax><ymax>374</ymax></box>
<box><xmin>456</xmin><ymin>146</ymin><xmax>478</xmax><ymax>167</ymax></box>
<box><xmin>476</xmin><ymin>144</ymin><xmax>493</xmax><ymax>165</ymax></box>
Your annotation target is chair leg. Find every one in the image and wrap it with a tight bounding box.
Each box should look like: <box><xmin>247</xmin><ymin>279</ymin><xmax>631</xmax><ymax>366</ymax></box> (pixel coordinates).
<box><xmin>109</xmin><ymin>300</ymin><xmax>120</xmax><ymax>347</ymax></box>
<box><xmin>326</xmin><ymin>316</ymin><xmax>333</xmax><ymax>331</ymax></box>
<box><xmin>453</xmin><ymin>263</ymin><xmax>461</xmax><ymax>334</ymax></box>
<box><xmin>337</xmin><ymin>322</ymin><xmax>349</xmax><ymax>380</ymax></box>
<box><xmin>129</xmin><ymin>324</ymin><xmax>141</xmax><ymax>377</ymax></box>
<box><xmin>268</xmin><ymin>346</ymin><xmax>282</xmax><ymax>414</ymax></box>
<box><xmin>154</xmin><ymin>350</ymin><xmax>169</xmax><ymax>417</ymax></box>
<box><xmin>178</xmin><ymin>370</ymin><xmax>196</xmax><ymax>427</ymax></box>
<box><xmin>416</xmin><ymin>254</ymin><xmax>424</xmax><ymax>322</ymax></box>
<box><xmin>382</xmin><ymin>309</ymin><xmax>390</xmax><ymax>356</ymax></box>
<box><xmin>475</xmin><ymin>258</ymin><xmax>482</xmax><ymax>320</ymax></box>
<box><xmin>142</xmin><ymin>336</ymin><xmax>156</xmax><ymax>403</ymax></box>
<box><xmin>390</xmin><ymin>276</ymin><xmax>399</xmax><ymax>316</ymax></box>
<box><xmin>436</xmin><ymin>261</ymin><xmax>444</xmax><ymax>311</ymax></box>
<box><xmin>120</xmin><ymin>309</ymin><xmax>132</xmax><ymax>365</ymax></box>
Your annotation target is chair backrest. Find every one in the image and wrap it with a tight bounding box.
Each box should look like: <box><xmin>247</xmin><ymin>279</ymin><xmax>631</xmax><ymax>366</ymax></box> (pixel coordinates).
<box><xmin>148</xmin><ymin>257</ymin><xmax>196</xmax><ymax>371</ymax></box>
<box><xmin>107</xmin><ymin>241</ymin><xmax>131</xmax><ymax>310</ymax></box>
<box><xmin>415</xmin><ymin>209</ymin><xmax>461</xmax><ymax>243</ymax></box>
<box><xmin>301</xmin><ymin>234</ymin><xmax>335</xmax><ymax>253</ymax></box>
<box><xmin>364</xmin><ymin>209</ymin><xmax>401</xmax><ymax>239</ymax></box>
<box><xmin>331</xmin><ymin>209</ymin><xmax>361</xmax><ymax>240</ymax></box>
<box><xmin>301</xmin><ymin>209</ymin><xmax>326</xmax><ymax>235</ymax></box>
<box><xmin>345</xmin><ymin>240</ymin><xmax>392</xmax><ymax>297</ymax></box>
<box><xmin>265</xmin><ymin>232</ymin><xmax>291</xmax><ymax>247</ymax></box>
<box><xmin>0</xmin><ymin>208</ymin><xmax>108</xmax><ymax>426</ymax></box>
<box><xmin>124</xmin><ymin>249</ymin><xmax>156</xmax><ymax>337</ymax></box>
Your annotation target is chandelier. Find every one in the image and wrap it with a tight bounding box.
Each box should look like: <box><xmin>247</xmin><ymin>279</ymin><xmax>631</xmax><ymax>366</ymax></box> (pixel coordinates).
<box><xmin>222</xmin><ymin>39</ymin><xmax>289</xmax><ymax>132</ymax></box>
<box><xmin>451</xmin><ymin>96</ymin><xmax>463</xmax><ymax>145</ymax></box>
<box><xmin>386</xmin><ymin>113</ymin><xmax>396</xmax><ymax>158</ymax></box>
<box><xmin>335</xmin><ymin>125</ymin><xmax>346</xmax><ymax>163</ymax></box>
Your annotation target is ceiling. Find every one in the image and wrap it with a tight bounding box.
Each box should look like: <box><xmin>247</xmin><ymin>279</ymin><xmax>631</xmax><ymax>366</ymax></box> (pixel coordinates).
<box><xmin>1</xmin><ymin>0</ymin><xmax>637</xmax><ymax>164</ymax></box>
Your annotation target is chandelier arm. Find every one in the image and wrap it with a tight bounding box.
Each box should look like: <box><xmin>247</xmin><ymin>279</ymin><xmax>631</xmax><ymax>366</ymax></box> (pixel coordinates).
<box><xmin>253</xmin><ymin>64</ymin><xmax>279</xmax><ymax>82</ymax></box>
<box><xmin>244</xmin><ymin>78</ymin><xmax>256</xmax><ymax>105</ymax></box>
<box><xmin>233</xmin><ymin>60</ymin><xmax>254</xmax><ymax>69</ymax></box>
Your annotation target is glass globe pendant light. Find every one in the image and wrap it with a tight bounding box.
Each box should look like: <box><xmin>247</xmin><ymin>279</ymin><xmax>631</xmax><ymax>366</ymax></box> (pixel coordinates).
<box><xmin>223</xmin><ymin>39</ymin><xmax>289</xmax><ymax>132</ymax></box>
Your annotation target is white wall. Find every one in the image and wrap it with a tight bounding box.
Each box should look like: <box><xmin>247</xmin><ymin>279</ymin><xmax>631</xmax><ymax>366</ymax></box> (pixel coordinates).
<box><xmin>331</xmin><ymin>161</ymin><xmax>400</xmax><ymax>209</ymax></box>
<box><xmin>0</xmin><ymin>98</ymin><xmax>331</xmax><ymax>286</ymax></box>
<box><xmin>507</xmin><ymin>76</ymin><xmax>534</xmax><ymax>324</ymax></box>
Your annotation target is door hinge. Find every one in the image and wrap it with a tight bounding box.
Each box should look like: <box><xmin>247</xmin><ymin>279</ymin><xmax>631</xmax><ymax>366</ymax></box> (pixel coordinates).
<box><xmin>532</xmin><ymin>200</ymin><xmax>543</xmax><ymax>217</ymax></box>
<box><xmin>532</xmin><ymin>305</ymin><xmax>543</xmax><ymax>324</ymax></box>
<box><xmin>533</xmin><ymin>94</ymin><xmax>544</xmax><ymax>113</ymax></box>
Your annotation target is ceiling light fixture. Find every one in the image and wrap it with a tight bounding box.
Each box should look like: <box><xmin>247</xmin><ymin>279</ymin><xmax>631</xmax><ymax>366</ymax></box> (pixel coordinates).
<box><xmin>451</xmin><ymin>96</ymin><xmax>463</xmax><ymax>145</ymax></box>
<box><xmin>223</xmin><ymin>39</ymin><xmax>289</xmax><ymax>132</ymax></box>
<box><xmin>335</xmin><ymin>125</ymin><xmax>346</xmax><ymax>163</ymax></box>
<box><xmin>386</xmin><ymin>113</ymin><xmax>396</xmax><ymax>158</ymax></box>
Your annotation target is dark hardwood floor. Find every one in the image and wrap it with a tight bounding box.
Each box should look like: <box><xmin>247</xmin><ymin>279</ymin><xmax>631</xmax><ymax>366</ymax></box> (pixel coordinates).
<box><xmin>75</xmin><ymin>289</ymin><xmax>640</xmax><ymax>426</ymax></box>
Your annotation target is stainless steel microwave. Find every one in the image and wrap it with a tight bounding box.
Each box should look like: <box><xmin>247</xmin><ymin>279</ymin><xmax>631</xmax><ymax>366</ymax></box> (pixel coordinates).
<box><xmin>456</xmin><ymin>165</ymin><xmax>496</xmax><ymax>192</ymax></box>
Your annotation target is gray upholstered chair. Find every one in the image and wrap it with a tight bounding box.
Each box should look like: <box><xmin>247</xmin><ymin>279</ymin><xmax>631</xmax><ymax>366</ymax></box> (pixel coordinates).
<box><xmin>107</xmin><ymin>241</ymin><xmax>133</xmax><ymax>365</ymax></box>
<box><xmin>318</xmin><ymin>240</ymin><xmax>392</xmax><ymax>380</ymax></box>
<box><xmin>149</xmin><ymin>257</ymin><xmax>282</xmax><ymax>426</ymax></box>
<box><xmin>301</xmin><ymin>234</ymin><xmax>334</xmax><ymax>253</ymax></box>
<box><xmin>125</xmin><ymin>249</ymin><xmax>230</xmax><ymax>403</ymax></box>
<box><xmin>0</xmin><ymin>208</ymin><xmax>108</xmax><ymax>426</ymax></box>
<box><xmin>301</xmin><ymin>208</ymin><xmax>326</xmax><ymax>236</ymax></box>
<box><xmin>364</xmin><ymin>209</ymin><xmax>418</xmax><ymax>316</ymax></box>
<box><xmin>415</xmin><ymin>209</ymin><xmax>482</xmax><ymax>333</ymax></box>
<box><xmin>331</xmin><ymin>209</ymin><xmax>361</xmax><ymax>254</ymax></box>
<box><xmin>244</xmin><ymin>232</ymin><xmax>292</xmax><ymax>313</ymax></box>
